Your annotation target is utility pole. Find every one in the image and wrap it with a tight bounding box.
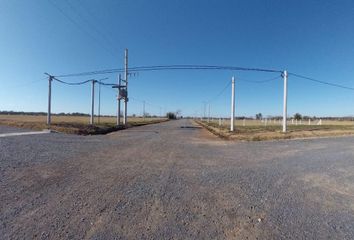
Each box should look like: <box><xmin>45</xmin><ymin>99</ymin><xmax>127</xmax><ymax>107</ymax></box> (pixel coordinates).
<box><xmin>143</xmin><ymin>100</ymin><xmax>146</xmax><ymax>121</ymax></box>
<box><xmin>123</xmin><ymin>49</ymin><xmax>128</xmax><ymax>126</ymax></box>
<box><xmin>47</xmin><ymin>75</ymin><xmax>53</xmax><ymax>127</ymax></box>
<box><xmin>230</xmin><ymin>76</ymin><xmax>235</xmax><ymax>131</ymax></box>
<box><xmin>208</xmin><ymin>103</ymin><xmax>210</xmax><ymax>123</ymax></box>
<box><xmin>98</xmin><ymin>80</ymin><xmax>101</xmax><ymax>124</ymax></box>
<box><xmin>117</xmin><ymin>74</ymin><xmax>122</xmax><ymax>126</ymax></box>
<box><xmin>203</xmin><ymin>102</ymin><xmax>206</xmax><ymax>120</ymax></box>
<box><xmin>282</xmin><ymin>70</ymin><xmax>288</xmax><ymax>133</ymax></box>
<box><xmin>90</xmin><ymin>80</ymin><xmax>95</xmax><ymax>125</ymax></box>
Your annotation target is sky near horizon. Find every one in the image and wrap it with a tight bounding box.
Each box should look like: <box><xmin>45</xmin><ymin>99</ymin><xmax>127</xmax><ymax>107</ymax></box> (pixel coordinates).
<box><xmin>1</xmin><ymin>0</ymin><xmax>354</xmax><ymax>118</ymax></box>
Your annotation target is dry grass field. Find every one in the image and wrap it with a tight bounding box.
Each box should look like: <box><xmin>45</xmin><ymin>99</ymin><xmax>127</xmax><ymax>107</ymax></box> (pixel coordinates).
<box><xmin>196</xmin><ymin>119</ymin><xmax>354</xmax><ymax>141</ymax></box>
<box><xmin>0</xmin><ymin>114</ymin><xmax>168</xmax><ymax>135</ymax></box>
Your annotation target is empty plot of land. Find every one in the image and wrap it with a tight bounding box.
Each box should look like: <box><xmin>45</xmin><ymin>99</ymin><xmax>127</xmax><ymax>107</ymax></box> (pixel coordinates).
<box><xmin>198</xmin><ymin>119</ymin><xmax>354</xmax><ymax>141</ymax></box>
<box><xmin>1</xmin><ymin>119</ymin><xmax>354</xmax><ymax>239</ymax></box>
<box><xmin>0</xmin><ymin>115</ymin><xmax>167</xmax><ymax>134</ymax></box>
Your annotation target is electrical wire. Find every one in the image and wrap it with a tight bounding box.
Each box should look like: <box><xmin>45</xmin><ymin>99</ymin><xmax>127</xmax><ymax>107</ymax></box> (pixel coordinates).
<box><xmin>63</xmin><ymin>0</ymin><xmax>120</xmax><ymax>54</ymax></box>
<box><xmin>289</xmin><ymin>72</ymin><xmax>354</xmax><ymax>91</ymax></box>
<box><xmin>204</xmin><ymin>75</ymin><xmax>282</xmax><ymax>105</ymax></box>
<box><xmin>76</xmin><ymin>0</ymin><xmax>119</xmax><ymax>49</ymax></box>
<box><xmin>55</xmin><ymin>65</ymin><xmax>283</xmax><ymax>78</ymax></box>
<box><xmin>207</xmin><ymin>81</ymin><xmax>232</xmax><ymax>103</ymax></box>
<box><xmin>97</xmin><ymin>82</ymin><xmax>120</xmax><ymax>86</ymax></box>
<box><xmin>53</xmin><ymin>77</ymin><xmax>92</xmax><ymax>85</ymax></box>
<box><xmin>52</xmin><ymin>76</ymin><xmax>119</xmax><ymax>86</ymax></box>
<box><xmin>237</xmin><ymin>75</ymin><xmax>282</xmax><ymax>83</ymax></box>
<box><xmin>47</xmin><ymin>0</ymin><xmax>117</xmax><ymax>58</ymax></box>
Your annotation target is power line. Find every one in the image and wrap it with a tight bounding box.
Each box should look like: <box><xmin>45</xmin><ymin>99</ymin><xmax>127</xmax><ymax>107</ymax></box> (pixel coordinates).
<box><xmin>55</xmin><ymin>65</ymin><xmax>283</xmax><ymax>78</ymax></box>
<box><xmin>205</xmin><ymin>75</ymin><xmax>282</xmax><ymax>103</ymax></box>
<box><xmin>289</xmin><ymin>72</ymin><xmax>354</xmax><ymax>91</ymax></box>
<box><xmin>55</xmin><ymin>68</ymin><xmax>124</xmax><ymax>78</ymax></box>
<box><xmin>237</xmin><ymin>75</ymin><xmax>282</xmax><ymax>83</ymax></box>
<box><xmin>53</xmin><ymin>77</ymin><xmax>92</xmax><ymax>85</ymax></box>
<box><xmin>76</xmin><ymin>0</ymin><xmax>119</xmax><ymax>49</ymax></box>
<box><xmin>63</xmin><ymin>0</ymin><xmax>120</xmax><ymax>54</ymax></box>
<box><xmin>129</xmin><ymin>96</ymin><xmax>163</xmax><ymax>109</ymax></box>
<box><xmin>97</xmin><ymin>82</ymin><xmax>117</xmax><ymax>86</ymax></box>
<box><xmin>207</xmin><ymin>80</ymin><xmax>232</xmax><ymax>103</ymax></box>
<box><xmin>52</xmin><ymin>76</ymin><xmax>115</xmax><ymax>86</ymax></box>
<box><xmin>47</xmin><ymin>0</ymin><xmax>117</xmax><ymax>58</ymax></box>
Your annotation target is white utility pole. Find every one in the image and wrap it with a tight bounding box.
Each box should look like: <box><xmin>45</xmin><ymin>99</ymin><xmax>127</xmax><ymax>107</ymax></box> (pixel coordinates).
<box><xmin>143</xmin><ymin>101</ymin><xmax>146</xmax><ymax>121</ymax></box>
<box><xmin>203</xmin><ymin>102</ymin><xmax>206</xmax><ymax>120</ymax></box>
<box><xmin>123</xmin><ymin>49</ymin><xmax>128</xmax><ymax>126</ymax></box>
<box><xmin>117</xmin><ymin>74</ymin><xmax>122</xmax><ymax>126</ymax></box>
<box><xmin>230</xmin><ymin>76</ymin><xmax>235</xmax><ymax>131</ymax></box>
<box><xmin>90</xmin><ymin>80</ymin><xmax>95</xmax><ymax>125</ymax></box>
<box><xmin>98</xmin><ymin>80</ymin><xmax>101</xmax><ymax>124</ymax></box>
<box><xmin>282</xmin><ymin>70</ymin><xmax>288</xmax><ymax>133</ymax></box>
<box><xmin>208</xmin><ymin>104</ymin><xmax>210</xmax><ymax>123</ymax></box>
<box><xmin>47</xmin><ymin>75</ymin><xmax>53</xmax><ymax>127</ymax></box>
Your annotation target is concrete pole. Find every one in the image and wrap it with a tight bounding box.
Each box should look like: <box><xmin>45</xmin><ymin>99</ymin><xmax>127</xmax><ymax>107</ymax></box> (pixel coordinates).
<box><xmin>203</xmin><ymin>102</ymin><xmax>206</xmax><ymax>120</ymax></box>
<box><xmin>123</xmin><ymin>49</ymin><xmax>128</xmax><ymax>126</ymax></box>
<box><xmin>282</xmin><ymin>70</ymin><xmax>288</xmax><ymax>133</ymax></box>
<box><xmin>90</xmin><ymin>80</ymin><xmax>95</xmax><ymax>125</ymax></box>
<box><xmin>208</xmin><ymin>104</ymin><xmax>210</xmax><ymax>123</ymax></box>
<box><xmin>117</xmin><ymin>74</ymin><xmax>121</xmax><ymax>126</ymax></box>
<box><xmin>47</xmin><ymin>76</ymin><xmax>53</xmax><ymax>126</ymax></box>
<box><xmin>230</xmin><ymin>76</ymin><xmax>235</xmax><ymax>131</ymax></box>
<box><xmin>143</xmin><ymin>101</ymin><xmax>146</xmax><ymax>121</ymax></box>
<box><xmin>98</xmin><ymin>80</ymin><xmax>101</xmax><ymax>124</ymax></box>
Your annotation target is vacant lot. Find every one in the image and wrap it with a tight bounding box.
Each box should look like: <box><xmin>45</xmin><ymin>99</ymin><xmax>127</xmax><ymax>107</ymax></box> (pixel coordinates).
<box><xmin>197</xmin><ymin>119</ymin><xmax>354</xmax><ymax>141</ymax></box>
<box><xmin>0</xmin><ymin>115</ymin><xmax>167</xmax><ymax>135</ymax></box>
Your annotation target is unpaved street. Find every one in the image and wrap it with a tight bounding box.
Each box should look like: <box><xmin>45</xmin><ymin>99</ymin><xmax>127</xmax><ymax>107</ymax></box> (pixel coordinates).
<box><xmin>1</xmin><ymin>119</ymin><xmax>354</xmax><ymax>239</ymax></box>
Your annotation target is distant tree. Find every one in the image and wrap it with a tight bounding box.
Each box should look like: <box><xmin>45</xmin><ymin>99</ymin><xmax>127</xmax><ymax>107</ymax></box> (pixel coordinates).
<box><xmin>255</xmin><ymin>113</ymin><xmax>263</xmax><ymax>120</ymax></box>
<box><xmin>166</xmin><ymin>112</ymin><xmax>177</xmax><ymax>120</ymax></box>
<box><xmin>294</xmin><ymin>113</ymin><xmax>302</xmax><ymax>120</ymax></box>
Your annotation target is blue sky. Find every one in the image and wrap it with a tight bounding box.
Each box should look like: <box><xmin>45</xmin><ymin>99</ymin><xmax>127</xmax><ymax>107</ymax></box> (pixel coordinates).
<box><xmin>1</xmin><ymin>0</ymin><xmax>354</xmax><ymax>117</ymax></box>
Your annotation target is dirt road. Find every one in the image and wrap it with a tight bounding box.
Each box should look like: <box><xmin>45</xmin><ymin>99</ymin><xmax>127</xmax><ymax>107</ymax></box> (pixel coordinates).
<box><xmin>1</xmin><ymin>119</ymin><xmax>354</xmax><ymax>239</ymax></box>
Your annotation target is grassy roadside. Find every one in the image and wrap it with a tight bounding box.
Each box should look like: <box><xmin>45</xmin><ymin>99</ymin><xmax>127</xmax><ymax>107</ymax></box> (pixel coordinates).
<box><xmin>0</xmin><ymin>115</ymin><xmax>168</xmax><ymax>135</ymax></box>
<box><xmin>195</xmin><ymin>120</ymin><xmax>354</xmax><ymax>141</ymax></box>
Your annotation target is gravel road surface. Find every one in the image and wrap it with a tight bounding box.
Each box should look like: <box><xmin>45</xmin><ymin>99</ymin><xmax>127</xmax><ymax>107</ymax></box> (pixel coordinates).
<box><xmin>0</xmin><ymin>125</ymin><xmax>33</xmax><ymax>134</ymax></box>
<box><xmin>1</xmin><ymin>119</ymin><xmax>354</xmax><ymax>239</ymax></box>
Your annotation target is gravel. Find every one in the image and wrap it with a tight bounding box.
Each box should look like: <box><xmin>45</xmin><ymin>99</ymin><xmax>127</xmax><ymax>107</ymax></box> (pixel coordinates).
<box><xmin>1</xmin><ymin>119</ymin><xmax>354</xmax><ymax>239</ymax></box>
